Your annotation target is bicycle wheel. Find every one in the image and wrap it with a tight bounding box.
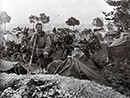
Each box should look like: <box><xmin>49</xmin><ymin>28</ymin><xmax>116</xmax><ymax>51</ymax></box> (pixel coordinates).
<box><xmin>51</xmin><ymin>44</ymin><xmax>57</xmax><ymax>52</ymax></box>
<box><xmin>1</xmin><ymin>50</ymin><xmax>7</xmax><ymax>59</ymax></box>
<box><xmin>22</xmin><ymin>53</ymin><xmax>30</xmax><ymax>63</ymax></box>
<box><xmin>12</xmin><ymin>52</ymin><xmax>22</xmax><ymax>62</ymax></box>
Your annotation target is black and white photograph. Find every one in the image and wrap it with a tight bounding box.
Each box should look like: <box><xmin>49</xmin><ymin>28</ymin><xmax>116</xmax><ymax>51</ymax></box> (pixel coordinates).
<box><xmin>0</xmin><ymin>0</ymin><xmax>130</xmax><ymax>97</ymax></box>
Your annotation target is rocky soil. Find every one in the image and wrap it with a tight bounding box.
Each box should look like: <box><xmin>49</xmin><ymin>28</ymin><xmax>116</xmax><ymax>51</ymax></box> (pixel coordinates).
<box><xmin>0</xmin><ymin>73</ymin><xmax>128</xmax><ymax>98</ymax></box>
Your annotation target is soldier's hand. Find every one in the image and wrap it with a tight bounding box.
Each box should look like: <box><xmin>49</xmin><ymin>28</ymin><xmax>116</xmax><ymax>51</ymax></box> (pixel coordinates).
<box><xmin>43</xmin><ymin>52</ymin><xmax>49</xmax><ymax>58</ymax></box>
<box><xmin>33</xmin><ymin>31</ymin><xmax>38</xmax><ymax>35</ymax></box>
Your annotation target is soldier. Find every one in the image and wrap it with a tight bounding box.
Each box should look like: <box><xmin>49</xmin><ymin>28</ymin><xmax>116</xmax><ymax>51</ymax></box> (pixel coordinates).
<box><xmin>61</xmin><ymin>32</ymin><xmax>74</xmax><ymax>59</ymax></box>
<box><xmin>30</xmin><ymin>23</ymin><xmax>52</xmax><ymax>73</ymax></box>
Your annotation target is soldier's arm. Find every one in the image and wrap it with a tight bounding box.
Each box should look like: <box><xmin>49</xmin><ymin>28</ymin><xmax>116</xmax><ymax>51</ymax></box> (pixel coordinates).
<box><xmin>44</xmin><ymin>34</ymin><xmax>52</xmax><ymax>54</ymax></box>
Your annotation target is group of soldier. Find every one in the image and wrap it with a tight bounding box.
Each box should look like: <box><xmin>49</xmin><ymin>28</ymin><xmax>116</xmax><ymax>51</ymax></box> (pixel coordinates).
<box><xmin>1</xmin><ymin>23</ymin><xmax>102</xmax><ymax>74</ymax></box>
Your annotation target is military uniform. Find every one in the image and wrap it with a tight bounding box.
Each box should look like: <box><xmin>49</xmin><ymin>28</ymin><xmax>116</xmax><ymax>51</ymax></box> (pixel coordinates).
<box><xmin>30</xmin><ymin>31</ymin><xmax>52</xmax><ymax>73</ymax></box>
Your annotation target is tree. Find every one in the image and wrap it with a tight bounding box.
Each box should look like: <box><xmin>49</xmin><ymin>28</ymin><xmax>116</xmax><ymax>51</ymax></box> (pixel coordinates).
<box><xmin>0</xmin><ymin>11</ymin><xmax>11</xmax><ymax>31</ymax></box>
<box><xmin>39</xmin><ymin>13</ymin><xmax>50</xmax><ymax>24</ymax></box>
<box><xmin>66</xmin><ymin>17</ymin><xmax>80</xmax><ymax>30</ymax></box>
<box><xmin>29</xmin><ymin>13</ymin><xmax>50</xmax><ymax>29</ymax></box>
<box><xmin>102</xmin><ymin>11</ymin><xmax>114</xmax><ymax>21</ymax></box>
<box><xmin>29</xmin><ymin>15</ymin><xmax>39</xmax><ymax>29</ymax></box>
<box><xmin>92</xmin><ymin>17</ymin><xmax>104</xmax><ymax>27</ymax></box>
<box><xmin>105</xmin><ymin>0</ymin><xmax>130</xmax><ymax>30</ymax></box>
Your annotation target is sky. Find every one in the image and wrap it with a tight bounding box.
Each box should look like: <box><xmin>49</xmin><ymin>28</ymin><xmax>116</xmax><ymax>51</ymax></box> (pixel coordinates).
<box><xmin>1</xmin><ymin>0</ymin><xmax>113</xmax><ymax>27</ymax></box>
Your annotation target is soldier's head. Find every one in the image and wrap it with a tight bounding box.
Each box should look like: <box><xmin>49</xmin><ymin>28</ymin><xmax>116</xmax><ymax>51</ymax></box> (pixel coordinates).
<box><xmin>36</xmin><ymin>23</ymin><xmax>43</xmax><ymax>33</ymax></box>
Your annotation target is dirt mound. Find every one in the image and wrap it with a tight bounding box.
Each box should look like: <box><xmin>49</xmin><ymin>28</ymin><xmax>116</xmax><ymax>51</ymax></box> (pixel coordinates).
<box><xmin>0</xmin><ymin>73</ymin><xmax>127</xmax><ymax>98</ymax></box>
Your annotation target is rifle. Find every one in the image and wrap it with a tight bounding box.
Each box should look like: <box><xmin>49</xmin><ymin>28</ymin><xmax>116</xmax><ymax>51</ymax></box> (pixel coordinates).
<box><xmin>54</xmin><ymin>57</ymin><xmax>69</xmax><ymax>74</ymax></box>
<box><xmin>27</xmin><ymin>34</ymin><xmax>37</xmax><ymax>74</ymax></box>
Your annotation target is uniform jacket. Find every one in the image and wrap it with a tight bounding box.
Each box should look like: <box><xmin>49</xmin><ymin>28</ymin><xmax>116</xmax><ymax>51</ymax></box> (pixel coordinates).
<box><xmin>30</xmin><ymin>31</ymin><xmax>52</xmax><ymax>56</ymax></box>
